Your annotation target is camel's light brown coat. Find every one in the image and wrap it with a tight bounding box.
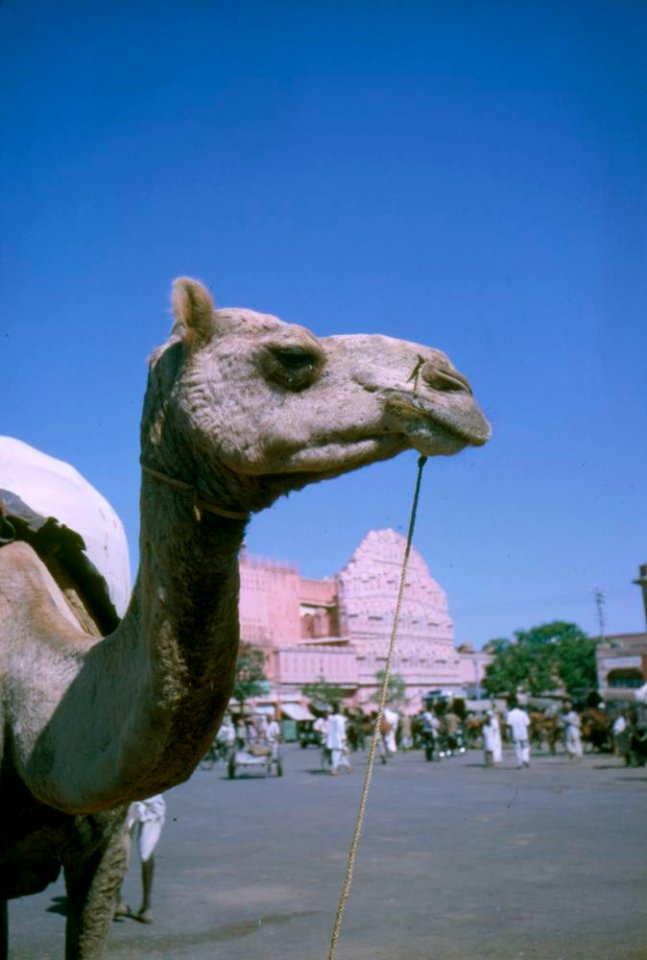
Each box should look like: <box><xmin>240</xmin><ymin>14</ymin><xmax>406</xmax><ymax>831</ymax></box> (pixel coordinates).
<box><xmin>0</xmin><ymin>279</ymin><xmax>490</xmax><ymax>958</ymax></box>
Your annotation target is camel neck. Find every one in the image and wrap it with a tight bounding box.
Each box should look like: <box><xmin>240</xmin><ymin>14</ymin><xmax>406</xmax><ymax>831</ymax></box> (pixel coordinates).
<box><xmin>133</xmin><ymin>468</ymin><xmax>248</xmax><ymax>639</ymax></box>
<box><xmin>27</xmin><ymin>469</ymin><xmax>250</xmax><ymax>813</ymax></box>
<box><xmin>95</xmin><ymin>472</ymin><xmax>249</xmax><ymax>803</ymax></box>
<box><xmin>139</xmin><ymin>462</ymin><xmax>250</xmax><ymax>522</ymax></box>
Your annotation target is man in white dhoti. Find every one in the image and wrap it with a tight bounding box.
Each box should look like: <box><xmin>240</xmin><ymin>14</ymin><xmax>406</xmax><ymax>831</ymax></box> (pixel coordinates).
<box><xmin>378</xmin><ymin>706</ymin><xmax>399</xmax><ymax>763</ymax></box>
<box><xmin>325</xmin><ymin>704</ymin><xmax>352</xmax><ymax>774</ymax></box>
<box><xmin>482</xmin><ymin>709</ymin><xmax>502</xmax><ymax>767</ymax></box>
<box><xmin>114</xmin><ymin>794</ymin><xmax>166</xmax><ymax>924</ymax></box>
<box><xmin>562</xmin><ymin>702</ymin><xmax>583</xmax><ymax>760</ymax></box>
<box><xmin>506</xmin><ymin>700</ymin><xmax>531</xmax><ymax>769</ymax></box>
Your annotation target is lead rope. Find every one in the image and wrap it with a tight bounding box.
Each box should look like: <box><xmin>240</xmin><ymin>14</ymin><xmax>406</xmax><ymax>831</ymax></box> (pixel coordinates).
<box><xmin>326</xmin><ymin>454</ymin><xmax>428</xmax><ymax>960</ymax></box>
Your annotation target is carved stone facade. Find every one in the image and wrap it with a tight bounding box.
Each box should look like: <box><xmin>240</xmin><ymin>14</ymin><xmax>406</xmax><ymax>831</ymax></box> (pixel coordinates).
<box><xmin>239</xmin><ymin>529</ymin><xmax>489</xmax><ymax>711</ymax></box>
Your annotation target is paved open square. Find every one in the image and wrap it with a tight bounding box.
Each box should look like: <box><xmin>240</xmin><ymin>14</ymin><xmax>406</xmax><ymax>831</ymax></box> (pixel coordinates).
<box><xmin>9</xmin><ymin>745</ymin><xmax>647</xmax><ymax>960</ymax></box>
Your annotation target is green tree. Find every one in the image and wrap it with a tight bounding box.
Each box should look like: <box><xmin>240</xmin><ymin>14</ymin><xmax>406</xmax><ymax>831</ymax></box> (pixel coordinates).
<box><xmin>482</xmin><ymin>621</ymin><xmax>598</xmax><ymax>699</ymax></box>
<box><xmin>232</xmin><ymin>642</ymin><xmax>268</xmax><ymax>711</ymax></box>
<box><xmin>301</xmin><ymin>675</ymin><xmax>347</xmax><ymax>710</ymax></box>
<box><xmin>373</xmin><ymin>670</ymin><xmax>408</xmax><ymax>705</ymax></box>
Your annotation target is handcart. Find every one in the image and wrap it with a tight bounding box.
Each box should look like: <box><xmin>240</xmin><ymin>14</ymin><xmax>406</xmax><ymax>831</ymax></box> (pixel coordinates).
<box><xmin>227</xmin><ymin>740</ymin><xmax>283</xmax><ymax>778</ymax></box>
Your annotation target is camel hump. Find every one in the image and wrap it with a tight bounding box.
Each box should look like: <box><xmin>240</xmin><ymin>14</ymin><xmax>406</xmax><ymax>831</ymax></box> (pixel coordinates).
<box><xmin>0</xmin><ymin>437</ymin><xmax>131</xmax><ymax>631</ymax></box>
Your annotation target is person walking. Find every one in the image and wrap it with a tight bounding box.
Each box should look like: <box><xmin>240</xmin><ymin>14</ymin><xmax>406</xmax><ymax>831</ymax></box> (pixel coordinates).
<box><xmin>266</xmin><ymin>714</ymin><xmax>281</xmax><ymax>761</ymax></box>
<box><xmin>482</xmin><ymin>708</ymin><xmax>502</xmax><ymax>767</ymax></box>
<box><xmin>313</xmin><ymin>713</ymin><xmax>331</xmax><ymax>768</ymax></box>
<box><xmin>563</xmin><ymin>702</ymin><xmax>583</xmax><ymax>761</ymax></box>
<box><xmin>313</xmin><ymin>713</ymin><xmax>329</xmax><ymax>745</ymax></box>
<box><xmin>612</xmin><ymin>711</ymin><xmax>627</xmax><ymax>756</ymax></box>
<box><xmin>506</xmin><ymin>699</ymin><xmax>531</xmax><ymax>769</ymax></box>
<box><xmin>400</xmin><ymin>713</ymin><xmax>413</xmax><ymax>750</ymax></box>
<box><xmin>114</xmin><ymin>794</ymin><xmax>166</xmax><ymax>924</ymax></box>
<box><xmin>421</xmin><ymin>706</ymin><xmax>440</xmax><ymax>761</ymax></box>
<box><xmin>217</xmin><ymin>713</ymin><xmax>236</xmax><ymax>758</ymax></box>
<box><xmin>379</xmin><ymin>706</ymin><xmax>399</xmax><ymax>763</ymax></box>
<box><xmin>325</xmin><ymin>703</ymin><xmax>352</xmax><ymax>774</ymax></box>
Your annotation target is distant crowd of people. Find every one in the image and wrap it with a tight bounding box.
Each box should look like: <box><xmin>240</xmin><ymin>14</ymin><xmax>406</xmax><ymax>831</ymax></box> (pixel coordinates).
<box><xmin>295</xmin><ymin>693</ymin><xmax>647</xmax><ymax>773</ymax></box>
<box><xmin>113</xmin><ymin>685</ymin><xmax>646</xmax><ymax>925</ymax></box>
<box><xmin>192</xmin><ymin>688</ymin><xmax>647</xmax><ymax>782</ymax></box>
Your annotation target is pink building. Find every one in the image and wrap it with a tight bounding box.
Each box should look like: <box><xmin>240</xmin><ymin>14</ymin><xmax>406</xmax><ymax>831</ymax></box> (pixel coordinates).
<box><xmin>239</xmin><ymin>529</ymin><xmax>490</xmax><ymax>712</ymax></box>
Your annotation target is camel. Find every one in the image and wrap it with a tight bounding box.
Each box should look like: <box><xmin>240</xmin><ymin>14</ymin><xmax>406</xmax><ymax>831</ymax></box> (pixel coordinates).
<box><xmin>0</xmin><ymin>277</ymin><xmax>490</xmax><ymax>958</ymax></box>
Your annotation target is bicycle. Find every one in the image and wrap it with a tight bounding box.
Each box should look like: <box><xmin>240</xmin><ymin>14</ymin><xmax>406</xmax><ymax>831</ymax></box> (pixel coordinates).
<box><xmin>199</xmin><ymin>737</ymin><xmax>231</xmax><ymax>770</ymax></box>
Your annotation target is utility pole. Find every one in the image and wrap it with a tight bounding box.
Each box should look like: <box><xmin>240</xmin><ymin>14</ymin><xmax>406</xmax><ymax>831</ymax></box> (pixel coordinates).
<box><xmin>632</xmin><ymin>563</ymin><xmax>647</xmax><ymax>628</ymax></box>
<box><xmin>472</xmin><ymin>656</ymin><xmax>481</xmax><ymax>702</ymax></box>
<box><xmin>593</xmin><ymin>588</ymin><xmax>606</xmax><ymax>643</ymax></box>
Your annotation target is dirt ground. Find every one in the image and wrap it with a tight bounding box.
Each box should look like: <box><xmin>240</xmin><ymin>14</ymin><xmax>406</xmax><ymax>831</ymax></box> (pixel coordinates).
<box><xmin>8</xmin><ymin>743</ymin><xmax>647</xmax><ymax>960</ymax></box>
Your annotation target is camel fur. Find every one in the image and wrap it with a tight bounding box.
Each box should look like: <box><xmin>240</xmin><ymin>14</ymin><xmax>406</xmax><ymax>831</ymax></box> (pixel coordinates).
<box><xmin>0</xmin><ymin>278</ymin><xmax>490</xmax><ymax>958</ymax></box>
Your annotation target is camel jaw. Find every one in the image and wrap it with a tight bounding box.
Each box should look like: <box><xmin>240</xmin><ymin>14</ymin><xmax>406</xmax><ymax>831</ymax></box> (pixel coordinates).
<box><xmin>384</xmin><ymin>392</ymin><xmax>492</xmax><ymax>455</ymax></box>
<box><xmin>229</xmin><ymin>390</ymin><xmax>490</xmax><ymax>497</ymax></box>
<box><xmin>253</xmin><ymin>397</ymin><xmax>490</xmax><ymax>496</ymax></box>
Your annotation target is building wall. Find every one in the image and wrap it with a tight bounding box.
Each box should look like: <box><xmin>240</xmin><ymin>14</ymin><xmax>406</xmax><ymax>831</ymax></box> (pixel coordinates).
<box><xmin>337</xmin><ymin>529</ymin><xmax>454</xmax><ymax>647</ymax></box>
<box><xmin>268</xmin><ymin>646</ymin><xmax>359</xmax><ymax>687</ymax></box>
<box><xmin>596</xmin><ymin>632</ymin><xmax>647</xmax><ymax>700</ymax></box>
<box><xmin>239</xmin><ymin>549</ymin><xmax>302</xmax><ymax>647</ymax></box>
<box><xmin>238</xmin><ymin>529</ymin><xmax>489</xmax><ymax>709</ymax></box>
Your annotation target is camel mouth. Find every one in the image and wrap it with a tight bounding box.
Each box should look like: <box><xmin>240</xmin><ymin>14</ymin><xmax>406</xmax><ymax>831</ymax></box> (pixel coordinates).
<box><xmin>241</xmin><ymin>393</ymin><xmax>490</xmax><ymax>491</ymax></box>
<box><xmin>385</xmin><ymin>394</ymin><xmax>491</xmax><ymax>451</ymax></box>
<box><xmin>253</xmin><ymin>398</ymin><xmax>490</xmax><ymax>486</ymax></box>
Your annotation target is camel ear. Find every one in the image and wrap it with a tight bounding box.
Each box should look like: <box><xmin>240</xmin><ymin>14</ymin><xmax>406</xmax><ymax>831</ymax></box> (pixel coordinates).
<box><xmin>171</xmin><ymin>277</ymin><xmax>217</xmax><ymax>348</ymax></box>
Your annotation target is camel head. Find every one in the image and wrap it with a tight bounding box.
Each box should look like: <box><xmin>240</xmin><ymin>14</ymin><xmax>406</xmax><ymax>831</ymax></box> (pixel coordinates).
<box><xmin>142</xmin><ymin>278</ymin><xmax>491</xmax><ymax>513</ymax></box>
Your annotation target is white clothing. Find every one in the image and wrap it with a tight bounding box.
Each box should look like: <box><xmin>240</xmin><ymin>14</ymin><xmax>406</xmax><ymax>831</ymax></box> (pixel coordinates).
<box><xmin>127</xmin><ymin>795</ymin><xmax>166</xmax><ymax>862</ymax></box>
<box><xmin>483</xmin><ymin>713</ymin><xmax>502</xmax><ymax>764</ymax></box>
<box><xmin>325</xmin><ymin>714</ymin><xmax>348</xmax><ymax>751</ymax></box>
<box><xmin>612</xmin><ymin>716</ymin><xmax>627</xmax><ymax>735</ymax></box>
<box><xmin>564</xmin><ymin>710</ymin><xmax>583</xmax><ymax>759</ymax></box>
<box><xmin>326</xmin><ymin>713</ymin><xmax>351</xmax><ymax>771</ymax></box>
<box><xmin>266</xmin><ymin>719</ymin><xmax>281</xmax><ymax>742</ymax></box>
<box><xmin>382</xmin><ymin>708</ymin><xmax>399</xmax><ymax>754</ymax></box>
<box><xmin>313</xmin><ymin>717</ymin><xmax>329</xmax><ymax>738</ymax></box>
<box><xmin>217</xmin><ymin>718</ymin><xmax>236</xmax><ymax>746</ymax></box>
<box><xmin>506</xmin><ymin>707</ymin><xmax>531</xmax><ymax>742</ymax></box>
<box><xmin>422</xmin><ymin>711</ymin><xmax>440</xmax><ymax>735</ymax></box>
<box><xmin>329</xmin><ymin>747</ymin><xmax>352</xmax><ymax>772</ymax></box>
<box><xmin>266</xmin><ymin>718</ymin><xmax>281</xmax><ymax>758</ymax></box>
<box><xmin>506</xmin><ymin>707</ymin><xmax>531</xmax><ymax>767</ymax></box>
<box><xmin>513</xmin><ymin>739</ymin><xmax>530</xmax><ymax>767</ymax></box>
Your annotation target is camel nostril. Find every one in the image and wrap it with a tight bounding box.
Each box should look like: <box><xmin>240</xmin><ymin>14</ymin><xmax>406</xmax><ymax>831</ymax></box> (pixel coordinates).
<box><xmin>421</xmin><ymin>361</ymin><xmax>473</xmax><ymax>395</ymax></box>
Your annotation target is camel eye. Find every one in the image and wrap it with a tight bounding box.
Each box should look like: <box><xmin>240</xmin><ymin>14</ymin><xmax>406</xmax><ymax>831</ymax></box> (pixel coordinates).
<box><xmin>265</xmin><ymin>346</ymin><xmax>323</xmax><ymax>391</ymax></box>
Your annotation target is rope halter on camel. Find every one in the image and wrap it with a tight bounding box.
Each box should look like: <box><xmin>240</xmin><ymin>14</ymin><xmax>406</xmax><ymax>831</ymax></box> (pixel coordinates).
<box><xmin>140</xmin><ymin>463</ymin><xmax>250</xmax><ymax>522</ymax></box>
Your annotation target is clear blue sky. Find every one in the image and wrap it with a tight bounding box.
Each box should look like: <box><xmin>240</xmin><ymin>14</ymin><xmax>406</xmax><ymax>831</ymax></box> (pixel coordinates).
<box><xmin>2</xmin><ymin>1</ymin><xmax>646</xmax><ymax>648</ymax></box>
